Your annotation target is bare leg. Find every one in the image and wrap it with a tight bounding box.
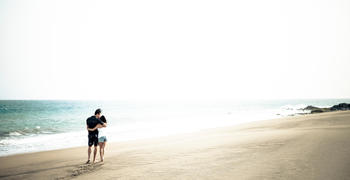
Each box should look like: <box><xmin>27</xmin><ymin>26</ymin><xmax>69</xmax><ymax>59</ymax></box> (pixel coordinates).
<box><xmin>99</xmin><ymin>142</ymin><xmax>103</xmax><ymax>162</ymax></box>
<box><xmin>87</xmin><ymin>146</ymin><xmax>92</xmax><ymax>163</ymax></box>
<box><xmin>93</xmin><ymin>146</ymin><xmax>98</xmax><ymax>163</ymax></box>
<box><xmin>102</xmin><ymin>142</ymin><xmax>106</xmax><ymax>159</ymax></box>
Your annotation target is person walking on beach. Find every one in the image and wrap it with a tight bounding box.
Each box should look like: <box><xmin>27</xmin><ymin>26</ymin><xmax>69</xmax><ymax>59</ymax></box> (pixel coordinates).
<box><xmin>86</xmin><ymin>108</ymin><xmax>106</xmax><ymax>164</ymax></box>
<box><xmin>87</xmin><ymin>115</ymin><xmax>108</xmax><ymax>162</ymax></box>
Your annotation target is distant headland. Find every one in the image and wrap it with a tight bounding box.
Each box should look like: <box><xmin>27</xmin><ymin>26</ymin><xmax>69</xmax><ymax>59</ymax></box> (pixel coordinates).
<box><xmin>303</xmin><ymin>103</ymin><xmax>350</xmax><ymax>114</ymax></box>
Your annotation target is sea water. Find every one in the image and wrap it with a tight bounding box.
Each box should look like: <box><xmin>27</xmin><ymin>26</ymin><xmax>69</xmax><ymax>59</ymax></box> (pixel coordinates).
<box><xmin>0</xmin><ymin>99</ymin><xmax>349</xmax><ymax>156</ymax></box>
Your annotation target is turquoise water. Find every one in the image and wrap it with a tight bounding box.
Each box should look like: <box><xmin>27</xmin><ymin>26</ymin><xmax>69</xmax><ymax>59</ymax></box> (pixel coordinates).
<box><xmin>0</xmin><ymin>99</ymin><xmax>349</xmax><ymax>156</ymax></box>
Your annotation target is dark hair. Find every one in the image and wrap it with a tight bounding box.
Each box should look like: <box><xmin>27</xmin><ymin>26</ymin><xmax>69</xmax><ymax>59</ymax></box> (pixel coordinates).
<box><xmin>95</xmin><ymin>108</ymin><xmax>102</xmax><ymax>115</ymax></box>
<box><xmin>100</xmin><ymin>115</ymin><xmax>107</xmax><ymax>123</ymax></box>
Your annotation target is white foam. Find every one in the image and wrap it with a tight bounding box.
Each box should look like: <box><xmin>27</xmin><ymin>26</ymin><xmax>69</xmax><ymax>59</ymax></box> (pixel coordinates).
<box><xmin>8</xmin><ymin>131</ymin><xmax>22</xmax><ymax>136</ymax></box>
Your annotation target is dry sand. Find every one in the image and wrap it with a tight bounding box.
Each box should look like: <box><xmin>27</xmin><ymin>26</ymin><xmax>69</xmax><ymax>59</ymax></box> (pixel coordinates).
<box><xmin>1</xmin><ymin>111</ymin><xmax>350</xmax><ymax>180</ymax></box>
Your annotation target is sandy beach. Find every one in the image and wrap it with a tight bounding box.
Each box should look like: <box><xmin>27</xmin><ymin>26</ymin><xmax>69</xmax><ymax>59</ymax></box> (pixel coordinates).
<box><xmin>1</xmin><ymin>111</ymin><xmax>350</xmax><ymax>180</ymax></box>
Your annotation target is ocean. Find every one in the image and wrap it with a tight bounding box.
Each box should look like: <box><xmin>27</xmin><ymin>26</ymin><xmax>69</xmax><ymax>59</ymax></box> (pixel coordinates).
<box><xmin>0</xmin><ymin>99</ymin><xmax>349</xmax><ymax>156</ymax></box>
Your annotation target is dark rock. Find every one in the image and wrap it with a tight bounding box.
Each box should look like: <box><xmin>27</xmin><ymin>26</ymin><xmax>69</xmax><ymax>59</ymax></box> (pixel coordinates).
<box><xmin>311</xmin><ymin>109</ymin><xmax>325</xmax><ymax>113</ymax></box>
<box><xmin>304</xmin><ymin>106</ymin><xmax>330</xmax><ymax>113</ymax></box>
<box><xmin>304</xmin><ymin>103</ymin><xmax>350</xmax><ymax>114</ymax></box>
<box><xmin>304</xmin><ymin>106</ymin><xmax>320</xmax><ymax>111</ymax></box>
<box><xmin>330</xmin><ymin>103</ymin><xmax>350</xmax><ymax>111</ymax></box>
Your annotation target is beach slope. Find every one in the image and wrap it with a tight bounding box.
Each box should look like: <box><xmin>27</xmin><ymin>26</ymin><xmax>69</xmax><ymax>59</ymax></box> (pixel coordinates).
<box><xmin>1</xmin><ymin>111</ymin><xmax>350</xmax><ymax>180</ymax></box>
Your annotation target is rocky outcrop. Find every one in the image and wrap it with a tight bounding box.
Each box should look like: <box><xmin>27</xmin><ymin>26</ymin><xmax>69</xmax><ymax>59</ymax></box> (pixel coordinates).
<box><xmin>330</xmin><ymin>103</ymin><xmax>350</xmax><ymax>111</ymax></box>
<box><xmin>303</xmin><ymin>103</ymin><xmax>350</xmax><ymax>114</ymax></box>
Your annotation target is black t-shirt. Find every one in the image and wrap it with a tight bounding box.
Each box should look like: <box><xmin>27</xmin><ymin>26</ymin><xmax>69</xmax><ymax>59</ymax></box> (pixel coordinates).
<box><xmin>86</xmin><ymin>116</ymin><xmax>104</xmax><ymax>135</ymax></box>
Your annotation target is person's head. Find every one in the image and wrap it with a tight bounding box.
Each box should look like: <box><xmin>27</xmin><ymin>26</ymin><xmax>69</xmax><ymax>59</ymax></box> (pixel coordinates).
<box><xmin>95</xmin><ymin>108</ymin><xmax>102</xmax><ymax>118</ymax></box>
<box><xmin>100</xmin><ymin>115</ymin><xmax>107</xmax><ymax>123</ymax></box>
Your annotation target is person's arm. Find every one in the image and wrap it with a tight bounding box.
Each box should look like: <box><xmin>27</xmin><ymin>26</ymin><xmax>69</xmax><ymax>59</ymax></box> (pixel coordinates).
<box><xmin>87</xmin><ymin>125</ymin><xmax>95</xmax><ymax>131</ymax></box>
<box><xmin>98</xmin><ymin>119</ymin><xmax>107</xmax><ymax>127</ymax></box>
<box><xmin>87</xmin><ymin>124</ymin><xmax>103</xmax><ymax>131</ymax></box>
<box><xmin>87</xmin><ymin>125</ymin><xmax>94</xmax><ymax>131</ymax></box>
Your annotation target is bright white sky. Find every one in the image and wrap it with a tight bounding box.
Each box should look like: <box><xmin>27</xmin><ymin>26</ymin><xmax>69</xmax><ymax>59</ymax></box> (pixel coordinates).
<box><xmin>0</xmin><ymin>0</ymin><xmax>349</xmax><ymax>100</ymax></box>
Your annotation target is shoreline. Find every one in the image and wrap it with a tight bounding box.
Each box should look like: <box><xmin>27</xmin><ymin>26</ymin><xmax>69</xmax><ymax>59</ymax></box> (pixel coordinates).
<box><xmin>0</xmin><ymin>110</ymin><xmax>343</xmax><ymax>158</ymax></box>
<box><xmin>1</xmin><ymin>111</ymin><xmax>350</xmax><ymax>179</ymax></box>
<box><xmin>0</xmin><ymin>113</ymin><xmax>287</xmax><ymax>157</ymax></box>
<box><xmin>2</xmin><ymin>100</ymin><xmax>349</xmax><ymax>158</ymax></box>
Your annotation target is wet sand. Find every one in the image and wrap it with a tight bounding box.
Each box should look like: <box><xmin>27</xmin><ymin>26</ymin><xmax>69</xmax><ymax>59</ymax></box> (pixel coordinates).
<box><xmin>1</xmin><ymin>111</ymin><xmax>350</xmax><ymax>180</ymax></box>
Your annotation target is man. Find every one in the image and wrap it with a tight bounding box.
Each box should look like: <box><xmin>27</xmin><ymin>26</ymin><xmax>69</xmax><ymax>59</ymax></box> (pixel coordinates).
<box><xmin>86</xmin><ymin>108</ymin><xmax>107</xmax><ymax>164</ymax></box>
